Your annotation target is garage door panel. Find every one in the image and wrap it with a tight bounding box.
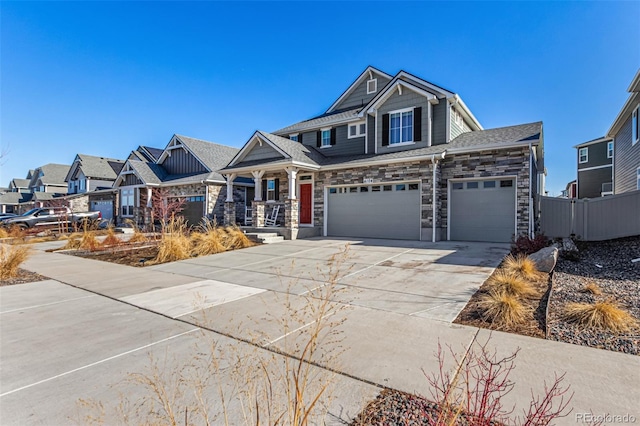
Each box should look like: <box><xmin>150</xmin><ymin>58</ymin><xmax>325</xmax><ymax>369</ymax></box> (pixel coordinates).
<box><xmin>90</xmin><ymin>200</ymin><xmax>113</xmax><ymax>221</ymax></box>
<box><xmin>450</xmin><ymin>180</ymin><xmax>515</xmax><ymax>243</ymax></box>
<box><xmin>327</xmin><ymin>185</ymin><xmax>420</xmax><ymax>240</ymax></box>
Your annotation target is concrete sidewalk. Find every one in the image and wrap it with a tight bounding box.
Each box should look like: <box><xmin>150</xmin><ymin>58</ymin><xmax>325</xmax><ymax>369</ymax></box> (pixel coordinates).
<box><xmin>11</xmin><ymin>239</ymin><xmax>640</xmax><ymax>423</ymax></box>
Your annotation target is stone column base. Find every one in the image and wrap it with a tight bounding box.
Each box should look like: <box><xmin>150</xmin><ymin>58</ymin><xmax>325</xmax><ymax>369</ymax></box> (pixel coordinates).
<box><xmin>224</xmin><ymin>201</ymin><xmax>236</xmax><ymax>226</ymax></box>
<box><xmin>252</xmin><ymin>201</ymin><xmax>265</xmax><ymax>227</ymax></box>
<box><xmin>284</xmin><ymin>199</ymin><xmax>299</xmax><ymax>240</ymax></box>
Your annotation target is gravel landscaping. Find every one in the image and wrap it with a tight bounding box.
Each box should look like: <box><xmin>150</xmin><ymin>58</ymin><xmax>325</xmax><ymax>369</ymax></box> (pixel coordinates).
<box><xmin>0</xmin><ymin>269</ymin><xmax>48</xmax><ymax>286</ymax></box>
<box><xmin>547</xmin><ymin>236</ymin><xmax>640</xmax><ymax>355</ymax></box>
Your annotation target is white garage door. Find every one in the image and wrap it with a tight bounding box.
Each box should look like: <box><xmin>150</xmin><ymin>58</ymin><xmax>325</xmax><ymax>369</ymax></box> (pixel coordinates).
<box><xmin>450</xmin><ymin>179</ymin><xmax>516</xmax><ymax>243</ymax></box>
<box><xmin>90</xmin><ymin>200</ymin><xmax>113</xmax><ymax>221</ymax></box>
<box><xmin>327</xmin><ymin>182</ymin><xmax>421</xmax><ymax>240</ymax></box>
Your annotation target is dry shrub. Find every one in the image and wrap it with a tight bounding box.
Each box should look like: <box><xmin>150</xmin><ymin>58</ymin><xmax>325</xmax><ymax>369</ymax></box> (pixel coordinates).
<box><xmin>0</xmin><ymin>228</ymin><xmax>8</xmax><ymax>239</ymax></box>
<box><xmin>487</xmin><ymin>270</ymin><xmax>537</xmax><ymax>298</ymax></box>
<box><xmin>224</xmin><ymin>226</ymin><xmax>254</xmax><ymax>250</ymax></box>
<box><xmin>191</xmin><ymin>219</ymin><xmax>226</xmax><ymax>256</ymax></box>
<box><xmin>479</xmin><ymin>289</ymin><xmax>528</xmax><ymax>327</ymax></box>
<box><xmin>62</xmin><ymin>233</ymin><xmax>82</xmax><ymax>250</ymax></box>
<box><xmin>502</xmin><ymin>254</ymin><xmax>545</xmax><ymax>282</ymax></box>
<box><xmin>563</xmin><ymin>301</ymin><xmax>638</xmax><ymax>333</ymax></box>
<box><xmin>124</xmin><ymin>219</ymin><xmax>148</xmax><ymax>244</ymax></box>
<box><xmin>154</xmin><ymin>216</ymin><xmax>190</xmax><ymax>264</ymax></box>
<box><xmin>581</xmin><ymin>282</ymin><xmax>603</xmax><ymax>295</ymax></box>
<box><xmin>101</xmin><ymin>227</ymin><xmax>121</xmax><ymax>247</ymax></box>
<box><xmin>79</xmin><ymin>231</ymin><xmax>100</xmax><ymax>251</ymax></box>
<box><xmin>0</xmin><ymin>245</ymin><xmax>31</xmax><ymax>279</ymax></box>
<box><xmin>6</xmin><ymin>225</ymin><xmax>26</xmax><ymax>239</ymax></box>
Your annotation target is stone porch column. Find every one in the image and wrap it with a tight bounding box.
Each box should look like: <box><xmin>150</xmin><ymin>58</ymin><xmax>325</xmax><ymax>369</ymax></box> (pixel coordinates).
<box><xmin>224</xmin><ymin>201</ymin><xmax>236</xmax><ymax>226</ymax></box>
<box><xmin>285</xmin><ymin>198</ymin><xmax>299</xmax><ymax>240</ymax></box>
<box><xmin>252</xmin><ymin>200</ymin><xmax>265</xmax><ymax>227</ymax></box>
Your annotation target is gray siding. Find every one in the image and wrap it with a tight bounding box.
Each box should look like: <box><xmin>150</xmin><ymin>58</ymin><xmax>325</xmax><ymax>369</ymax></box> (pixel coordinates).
<box><xmin>321</xmin><ymin>125</ymin><xmax>365</xmax><ymax>157</ymax></box>
<box><xmin>577</xmin><ymin>166</ymin><xmax>613</xmax><ymax>198</ymax></box>
<box><xmin>376</xmin><ymin>90</ymin><xmax>430</xmax><ymax>153</ymax></box>
<box><xmin>88</xmin><ymin>179</ymin><xmax>114</xmax><ymax>191</ymax></box>
<box><xmin>367</xmin><ymin>115</ymin><xmax>375</xmax><ymax>154</ymax></box>
<box><xmin>162</xmin><ymin>148</ymin><xmax>207</xmax><ymax>175</ymax></box>
<box><xmin>578</xmin><ymin>141</ymin><xmax>612</xmax><ymax>170</ymax></box>
<box><xmin>431</xmin><ymin>101</ymin><xmax>447</xmax><ymax>145</ymax></box>
<box><xmin>336</xmin><ymin>75</ymin><xmax>392</xmax><ymax>111</ymax></box>
<box><xmin>300</xmin><ymin>131</ymin><xmax>317</xmax><ymax>147</ymax></box>
<box><xmin>450</xmin><ymin>109</ymin><xmax>472</xmax><ymax>140</ymax></box>
<box><xmin>614</xmin><ymin>113</ymin><xmax>640</xmax><ymax>193</ymax></box>
<box><xmin>241</xmin><ymin>143</ymin><xmax>284</xmax><ymax>162</ymax></box>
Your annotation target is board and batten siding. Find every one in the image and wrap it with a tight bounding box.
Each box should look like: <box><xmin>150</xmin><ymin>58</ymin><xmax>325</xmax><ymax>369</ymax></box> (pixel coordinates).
<box><xmin>614</xmin><ymin>113</ymin><xmax>640</xmax><ymax>193</ymax></box>
<box><xmin>241</xmin><ymin>143</ymin><xmax>283</xmax><ymax>162</ymax></box>
<box><xmin>335</xmin><ymin>74</ymin><xmax>392</xmax><ymax>111</ymax></box>
<box><xmin>376</xmin><ymin>90</ymin><xmax>430</xmax><ymax>153</ymax></box>
<box><xmin>162</xmin><ymin>148</ymin><xmax>207</xmax><ymax>175</ymax></box>
<box><xmin>123</xmin><ymin>174</ymin><xmax>142</xmax><ymax>186</ymax></box>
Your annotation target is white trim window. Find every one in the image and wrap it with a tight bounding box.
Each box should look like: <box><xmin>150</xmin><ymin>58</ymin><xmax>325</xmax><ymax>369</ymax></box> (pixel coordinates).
<box><xmin>366</xmin><ymin>78</ymin><xmax>377</xmax><ymax>94</ymax></box>
<box><xmin>289</xmin><ymin>133</ymin><xmax>299</xmax><ymax>142</ymax></box>
<box><xmin>321</xmin><ymin>129</ymin><xmax>331</xmax><ymax>148</ymax></box>
<box><xmin>121</xmin><ymin>188</ymin><xmax>134</xmax><ymax>216</ymax></box>
<box><xmin>348</xmin><ymin>121</ymin><xmax>366</xmax><ymax>139</ymax></box>
<box><xmin>452</xmin><ymin>109</ymin><xmax>464</xmax><ymax>127</ymax></box>
<box><xmin>390</xmin><ymin>108</ymin><xmax>413</xmax><ymax>144</ymax></box>
<box><xmin>633</xmin><ymin>105</ymin><xmax>639</xmax><ymax>146</ymax></box>
<box><xmin>267</xmin><ymin>179</ymin><xmax>276</xmax><ymax>201</ymax></box>
<box><xmin>607</xmin><ymin>141</ymin><xmax>614</xmax><ymax>158</ymax></box>
<box><xmin>637</xmin><ymin>167</ymin><xmax>640</xmax><ymax>190</ymax></box>
<box><xmin>79</xmin><ymin>179</ymin><xmax>86</xmax><ymax>191</ymax></box>
<box><xmin>579</xmin><ymin>147</ymin><xmax>588</xmax><ymax>164</ymax></box>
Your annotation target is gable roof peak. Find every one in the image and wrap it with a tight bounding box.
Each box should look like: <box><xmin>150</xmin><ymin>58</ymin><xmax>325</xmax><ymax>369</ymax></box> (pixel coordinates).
<box><xmin>325</xmin><ymin>66</ymin><xmax>393</xmax><ymax>114</ymax></box>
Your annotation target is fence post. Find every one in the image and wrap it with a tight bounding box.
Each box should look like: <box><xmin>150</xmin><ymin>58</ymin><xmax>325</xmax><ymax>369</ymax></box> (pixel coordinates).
<box><xmin>570</xmin><ymin>199</ymin><xmax>575</xmax><ymax>236</ymax></box>
<box><xmin>583</xmin><ymin>198</ymin><xmax>589</xmax><ymax>241</ymax></box>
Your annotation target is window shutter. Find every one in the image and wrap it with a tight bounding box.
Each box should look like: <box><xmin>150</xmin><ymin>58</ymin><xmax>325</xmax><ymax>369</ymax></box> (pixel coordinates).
<box><xmin>274</xmin><ymin>178</ymin><xmax>280</xmax><ymax>201</ymax></box>
<box><xmin>298</xmin><ymin>133</ymin><xmax>303</xmax><ymax>143</ymax></box>
<box><xmin>414</xmin><ymin>107</ymin><xmax>422</xmax><ymax>142</ymax></box>
<box><xmin>316</xmin><ymin>131</ymin><xmax>321</xmax><ymax>148</ymax></box>
<box><xmin>382</xmin><ymin>114</ymin><xmax>390</xmax><ymax>146</ymax></box>
<box><xmin>262</xmin><ymin>179</ymin><xmax>267</xmax><ymax>201</ymax></box>
<box><xmin>330</xmin><ymin>128</ymin><xmax>336</xmax><ymax>145</ymax></box>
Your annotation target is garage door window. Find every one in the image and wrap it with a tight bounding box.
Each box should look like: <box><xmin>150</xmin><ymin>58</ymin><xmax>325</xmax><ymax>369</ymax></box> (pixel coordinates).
<box><xmin>452</xmin><ymin>182</ymin><xmax>463</xmax><ymax>190</ymax></box>
<box><xmin>466</xmin><ymin>182</ymin><xmax>478</xmax><ymax>189</ymax></box>
<box><xmin>484</xmin><ymin>181</ymin><xmax>496</xmax><ymax>188</ymax></box>
<box><xmin>500</xmin><ymin>180</ymin><xmax>514</xmax><ymax>187</ymax></box>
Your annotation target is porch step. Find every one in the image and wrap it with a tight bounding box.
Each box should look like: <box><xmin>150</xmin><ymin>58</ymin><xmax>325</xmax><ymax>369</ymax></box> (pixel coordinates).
<box><xmin>245</xmin><ymin>232</ymin><xmax>285</xmax><ymax>244</ymax></box>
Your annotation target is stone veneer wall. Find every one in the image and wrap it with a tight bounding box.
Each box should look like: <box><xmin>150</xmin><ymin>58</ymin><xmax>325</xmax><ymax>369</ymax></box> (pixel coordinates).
<box><xmin>314</xmin><ymin>160</ymin><xmax>436</xmax><ymax>239</ymax></box>
<box><xmin>67</xmin><ymin>195</ymin><xmax>89</xmax><ymax>212</ymax></box>
<box><xmin>439</xmin><ymin>146</ymin><xmax>531</xmax><ymax>238</ymax></box>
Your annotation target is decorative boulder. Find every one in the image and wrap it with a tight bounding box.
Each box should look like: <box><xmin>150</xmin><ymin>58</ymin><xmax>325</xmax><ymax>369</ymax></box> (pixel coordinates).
<box><xmin>528</xmin><ymin>246</ymin><xmax>559</xmax><ymax>273</ymax></box>
<box><xmin>553</xmin><ymin>237</ymin><xmax>579</xmax><ymax>260</ymax></box>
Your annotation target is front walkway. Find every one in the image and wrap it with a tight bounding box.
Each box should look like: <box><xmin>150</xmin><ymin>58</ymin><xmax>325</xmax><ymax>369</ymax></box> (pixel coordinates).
<box><xmin>1</xmin><ymin>239</ymin><xmax>638</xmax><ymax>424</ymax></box>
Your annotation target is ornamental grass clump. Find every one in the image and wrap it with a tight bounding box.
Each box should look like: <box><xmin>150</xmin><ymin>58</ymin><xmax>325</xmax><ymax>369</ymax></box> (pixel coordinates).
<box><xmin>101</xmin><ymin>226</ymin><xmax>121</xmax><ymax>247</ymax></box>
<box><xmin>502</xmin><ymin>253</ymin><xmax>545</xmax><ymax>282</ymax></box>
<box><xmin>0</xmin><ymin>245</ymin><xmax>31</xmax><ymax>279</ymax></box>
<box><xmin>154</xmin><ymin>216</ymin><xmax>191</xmax><ymax>264</ymax></box>
<box><xmin>124</xmin><ymin>219</ymin><xmax>148</xmax><ymax>244</ymax></box>
<box><xmin>486</xmin><ymin>269</ymin><xmax>538</xmax><ymax>298</ymax></box>
<box><xmin>580</xmin><ymin>282</ymin><xmax>603</xmax><ymax>296</ymax></box>
<box><xmin>563</xmin><ymin>301</ymin><xmax>638</xmax><ymax>333</ymax></box>
<box><xmin>0</xmin><ymin>228</ymin><xmax>8</xmax><ymax>239</ymax></box>
<box><xmin>190</xmin><ymin>219</ymin><xmax>226</xmax><ymax>256</ymax></box>
<box><xmin>224</xmin><ymin>226</ymin><xmax>254</xmax><ymax>250</ymax></box>
<box><xmin>479</xmin><ymin>289</ymin><xmax>528</xmax><ymax>327</ymax></box>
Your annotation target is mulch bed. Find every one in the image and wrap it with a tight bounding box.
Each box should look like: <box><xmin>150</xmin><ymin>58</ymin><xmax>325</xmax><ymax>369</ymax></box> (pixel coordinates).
<box><xmin>1</xmin><ymin>269</ymin><xmax>49</xmax><ymax>286</ymax></box>
<box><xmin>453</xmin><ymin>269</ymin><xmax>551</xmax><ymax>339</ymax></box>
<box><xmin>350</xmin><ymin>389</ymin><xmax>444</xmax><ymax>425</ymax></box>
<box><xmin>67</xmin><ymin>245</ymin><xmax>160</xmax><ymax>267</ymax></box>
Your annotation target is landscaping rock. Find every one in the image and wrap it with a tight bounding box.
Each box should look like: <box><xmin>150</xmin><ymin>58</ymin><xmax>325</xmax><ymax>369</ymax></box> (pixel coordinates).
<box><xmin>554</xmin><ymin>237</ymin><xmax>579</xmax><ymax>260</ymax></box>
<box><xmin>528</xmin><ymin>246</ymin><xmax>558</xmax><ymax>273</ymax></box>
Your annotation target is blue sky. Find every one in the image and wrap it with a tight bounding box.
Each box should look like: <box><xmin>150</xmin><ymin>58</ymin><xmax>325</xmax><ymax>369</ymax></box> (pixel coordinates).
<box><xmin>1</xmin><ymin>1</ymin><xmax>638</xmax><ymax>196</ymax></box>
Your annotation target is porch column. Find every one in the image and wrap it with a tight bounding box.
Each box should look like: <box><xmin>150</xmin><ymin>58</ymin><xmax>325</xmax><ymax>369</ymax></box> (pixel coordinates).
<box><xmin>252</xmin><ymin>170</ymin><xmax>265</xmax><ymax>200</ymax></box>
<box><xmin>224</xmin><ymin>173</ymin><xmax>237</xmax><ymax>202</ymax></box>
<box><xmin>252</xmin><ymin>201</ymin><xmax>265</xmax><ymax>227</ymax></box>
<box><xmin>284</xmin><ymin>198</ymin><xmax>299</xmax><ymax>240</ymax></box>
<box><xmin>285</xmin><ymin>167</ymin><xmax>298</xmax><ymax>199</ymax></box>
<box><xmin>144</xmin><ymin>187</ymin><xmax>153</xmax><ymax>230</ymax></box>
<box><xmin>146</xmin><ymin>187</ymin><xmax>152</xmax><ymax>207</ymax></box>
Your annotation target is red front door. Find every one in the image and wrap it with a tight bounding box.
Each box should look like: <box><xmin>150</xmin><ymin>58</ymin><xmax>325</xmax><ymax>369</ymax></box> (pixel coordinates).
<box><xmin>299</xmin><ymin>184</ymin><xmax>312</xmax><ymax>224</ymax></box>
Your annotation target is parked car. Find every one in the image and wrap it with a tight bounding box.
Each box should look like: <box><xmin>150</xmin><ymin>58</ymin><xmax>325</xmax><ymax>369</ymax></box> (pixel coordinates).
<box><xmin>0</xmin><ymin>213</ymin><xmax>17</xmax><ymax>222</ymax></box>
<box><xmin>1</xmin><ymin>207</ymin><xmax>101</xmax><ymax>230</ymax></box>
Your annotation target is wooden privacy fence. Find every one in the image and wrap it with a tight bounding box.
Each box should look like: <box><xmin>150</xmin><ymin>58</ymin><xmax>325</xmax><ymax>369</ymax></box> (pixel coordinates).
<box><xmin>539</xmin><ymin>191</ymin><xmax>640</xmax><ymax>241</ymax></box>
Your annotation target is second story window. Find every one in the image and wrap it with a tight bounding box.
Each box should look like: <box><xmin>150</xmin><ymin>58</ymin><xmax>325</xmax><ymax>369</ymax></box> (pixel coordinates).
<box><xmin>607</xmin><ymin>141</ymin><xmax>614</xmax><ymax>158</ymax></box>
<box><xmin>348</xmin><ymin>122</ymin><xmax>366</xmax><ymax>139</ymax></box>
<box><xmin>579</xmin><ymin>147</ymin><xmax>588</xmax><ymax>164</ymax></box>
<box><xmin>289</xmin><ymin>134</ymin><xmax>299</xmax><ymax>142</ymax></box>
<box><xmin>321</xmin><ymin>129</ymin><xmax>331</xmax><ymax>147</ymax></box>
<box><xmin>390</xmin><ymin>110</ymin><xmax>413</xmax><ymax>144</ymax></box>
<box><xmin>367</xmin><ymin>78</ymin><xmax>377</xmax><ymax>94</ymax></box>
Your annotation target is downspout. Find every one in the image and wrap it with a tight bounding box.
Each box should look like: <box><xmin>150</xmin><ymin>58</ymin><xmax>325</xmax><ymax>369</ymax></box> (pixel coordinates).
<box><xmin>529</xmin><ymin>142</ymin><xmax>533</xmax><ymax>238</ymax></box>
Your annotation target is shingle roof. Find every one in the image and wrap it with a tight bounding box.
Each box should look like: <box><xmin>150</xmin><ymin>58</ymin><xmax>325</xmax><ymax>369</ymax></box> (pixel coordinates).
<box><xmin>31</xmin><ymin>164</ymin><xmax>71</xmax><ymax>187</ymax></box>
<box><xmin>448</xmin><ymin>122</ymin><xmax>542</xmax><ymax>150</ymax></box>
<box><xmin>10</xmin><ymin>178</ymin><xmax>30</xmax><ymax>188</ymax></box>
<box><xmin>273</xmin><ymin>107</ymin><xmax>362</xmax><ymax>135</ymax></box>
<box><xmin>0</xmin><ymin>192</ymin><xmax>33</xmax><ymax>205</ymax></box>
<box><xmin>143</xmin><ymin>146</ymin><xmax>164</xmax><ymax>161</ymax></box>
<box><xmin>72</xmin><ymin>154</ymin><xmax>125</xmax><ymax>180</ymax></box>
<box><xmin>257</xmin><ymin>131</ymin><xmax>327</xmax><ymax>166</ymax></box>
<box><xmin>128</xmin><ymin>160</ymin><xmax>167</xmax><ymax>185</ymax></box>
<box><xmin>175</xmin><ymin>135</ymin><xmax>241</xmax><ymax>182</ymax></box>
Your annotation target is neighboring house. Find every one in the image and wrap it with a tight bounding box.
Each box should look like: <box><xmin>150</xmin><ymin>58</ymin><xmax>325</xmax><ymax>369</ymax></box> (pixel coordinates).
<box><xmin>8</xmin><ymin>178</ymin><xmax>30</xmax><ymax>192</ymax></box>
<box><xmin>607</xmin><ymin>68</ymin><xmax>640</xmax><ymax>193</ymax></box>
<box><xmin>561</xmin><ymin>180</ymin><xmax>577</xmax><ymax>198</ymax></box>
<box><xmin>62</xmin><ymin>154</ymin><xmax>126</xmax><ymax>220</ymax></box>
<box><xmin>220</xmin><ymin>66</ymin><xmax>545</xmax><ymax>243</ymax></box>
<box><xmin>574</xmin><ymin>137</ymin><xmax>613</xmax><ymax>198</ymax></box>
<box><xmin>28</xmin><ymin>163</ymin><xmax>70</xmax><ymax>194</ymax></box>
<box><xmin>0</xmin><ymin>192</ymin><xmax>33</xmax><ymax>214</ymax></box>
<box><xmin>113</xmin><ymin>134</ymin><xmax>252</xmax><ymax>227</ymax></box>
<box><xmin>127</xmin><ymin>145</ymin><xmax>164</xmax><ymax>163</ymax></box>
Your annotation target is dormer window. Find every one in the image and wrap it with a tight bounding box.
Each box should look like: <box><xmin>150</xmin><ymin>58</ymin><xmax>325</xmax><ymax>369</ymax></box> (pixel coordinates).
<box><xmin>366</xmin><ymin>79</ymin><xmax>377</xmax><ymax>94</ymax></box>
<box><xmin>289</xmin><ymin>134</ymin><xmax>299</xmax><ymax>142</ymax></box>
